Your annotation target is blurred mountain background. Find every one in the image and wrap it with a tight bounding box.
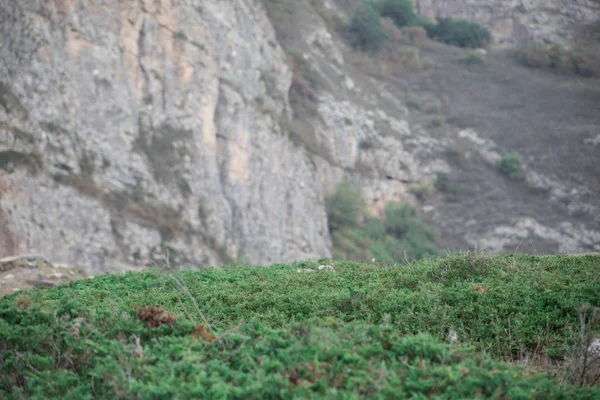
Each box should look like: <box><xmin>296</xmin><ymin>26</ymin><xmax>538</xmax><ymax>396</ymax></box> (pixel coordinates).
<box><xmin>1</xmin><ymin>0</ymin><xmax>599</xmax><ymax>275</ymax></box>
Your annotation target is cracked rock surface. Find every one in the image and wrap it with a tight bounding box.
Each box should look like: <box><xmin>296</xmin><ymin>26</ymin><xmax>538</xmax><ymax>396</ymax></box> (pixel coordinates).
<box><xmin>0</xmin><ymin>0</ymin><xmax>330</xmax><ymax>272</ymax></box>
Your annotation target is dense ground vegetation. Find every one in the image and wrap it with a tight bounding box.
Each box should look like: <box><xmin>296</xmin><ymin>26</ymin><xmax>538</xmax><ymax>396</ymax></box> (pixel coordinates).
<box><xmin>1</xmin><ymin>253</ymin><xmax>599</xmax><ymax>398</ymax></box>
<box><xmin>426</xmin><ymin>18</ymin><xmax>492</xmax><ymax>49</ymax></box>
<box><xmin>347</xmin><ymin>0</ymin><xmax>492</xmax><ymax>51</ymax></box>
<box><xmin>517</xmin><ymin>42</ymin><xmax>599</xmax><ymax>77</ymax></box>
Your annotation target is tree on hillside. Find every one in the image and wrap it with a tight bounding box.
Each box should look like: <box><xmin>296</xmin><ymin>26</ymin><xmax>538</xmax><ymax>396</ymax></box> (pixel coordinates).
<box><xmin>348</xmin><ymin>2</ymin><xmax>388</xmax><ymax>52</ymax></box>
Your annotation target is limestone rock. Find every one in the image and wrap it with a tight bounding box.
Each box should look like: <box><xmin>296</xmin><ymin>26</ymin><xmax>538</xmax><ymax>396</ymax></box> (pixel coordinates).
<box><xmin>0</xmin><ymin>0</ymin><xmax>330</xmax><ymax>273</ymax></box>
<box><xmin>415</xmin><ymin>0</ymin><xmax>600</xmax><ymax>46</ymax></box>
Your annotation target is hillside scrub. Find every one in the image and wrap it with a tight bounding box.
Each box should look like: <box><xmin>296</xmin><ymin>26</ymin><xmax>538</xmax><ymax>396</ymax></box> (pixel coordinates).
<box><xmin>458</xmin><ymin>51</ymin><xmax>486</xmax><ymax>65</ymax></box>
<box><xmin>517</xmin><ymin>42</ymin><xmax>599</xmax><ymax>77</ymax></box>
<box><xmin>347</xmin><ymin>2</ymin><xmax>387</xmax><ymax>52</ymax></box>
<box><xmin>1</xmin><ymin>253</ymin><xmax>599</xmax><ymax>398</ymax></box>
<box><xmin>326</xmin><ymin>180</ymin><xmax>439</xmax><ymax>263</ymax></box>
<box><xmin>498</xmin><ymin>152</ymin><xmax>525</xmax><ymax>181</ymax></box>
<box><xmin>427</xmin><ymin>18</ymin><xmax>492</xmax><ymax>49</ymax></box>
<box><xmin>380</xmin><ymin>0</ymin><xmax>417</xmax><ymax>28</ymax></box>
<box><xmin>346</xmin><ymin>1</ymin><xmax>492</xmax><ymax>52</ymax></box>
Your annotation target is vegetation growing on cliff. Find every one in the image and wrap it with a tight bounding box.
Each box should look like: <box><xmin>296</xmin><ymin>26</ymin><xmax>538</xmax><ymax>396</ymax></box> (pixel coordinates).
<box><xmin>517</xmin><ymin>42</ymin><xmax>599</xmax><ymax>77</ymax></box>
<box><xmin>326</xmin><ymin>179</ymin><xmax>439</xmax><ymax>263</ymax></box>
<box><xmin>348</xmin><ymin>1</ymin><xmax>387</xmax><ymax>51</ymax></box>
<box><xmin>426</xmin><ymin>17</ymin><xmax>492</xmax><ymax>49</ymax></box>
<box><xmin>1</xmin><ymin>253</ymin><xmax>599</xmax><ymax>397</ymax></box>
<box><xmin>346</xmin><ymin>0</ymin><xmax>492</xmax><ymax>52</ymax></box>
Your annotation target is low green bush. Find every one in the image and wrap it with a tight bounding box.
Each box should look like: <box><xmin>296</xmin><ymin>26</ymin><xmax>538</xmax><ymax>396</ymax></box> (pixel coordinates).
<box><xmin>434</xmin><ymin>172</ymin><xmax>464</xmax><ymax>200</ymax></box>
<box><xmin>548</xmin><ymin>43</ymin><xmax>566</xmax><ymax>69</ymax></box>
<box><xmin>347</xmin><ymin>2</ymin><xmax>387</xmax><ymax>52</ymax></box>
<box><xmin>326</xmin><ymin>179</ymin><xmax>364</xmax><ymax>231</ymax></box>
<box><xmin>383</xmin><ymin>203</ymin><xmax>439</xmax><ymax>261</ymax></box>
<box><xmin>415</xmin><ymin>14</ymin><xmax>436</xmax><ymax>33</ymax></box>
<box><xmin>326</xmin><ymin>180</ymin><xmax>439</xmax><ymax>263</ymax></box>
<box><xmin>518</xmin><ymin>41</ymin><xmax>552</xmax><ymax>68</ymax></box>
<box><xmin>428</xmin><ymin>17</ymin><xmax>492</xmax><ymax>49</ymax></box>
<box><xmin>381</xmin><ymin>0</ymin><xmax>417</xmax><ymax>28</ymax></box>
<box><xmin>498</xmin><ymin>152</ymin><xmax>525</xmax><ymax>181</ymax></box>
<box><xmin>458</xmin><ymin>50</ymin><xmax>486</xmax><ymax>65</ymax></box>
<box><xmin>517</xmin><ymin>42</ymin><xmax>599</xmax><ymax>77</ymax></box>
<box><xmin>409</xmin><ymin>179</ymin><xmax>434</xmax><ymax>200</ymax></box>
<box><xmin>424</xmin><ymin>98</ymin><xmax>441</xmax><ymax>114</ymax></box>
<box><xmin>405</xmin><ymin>91</ymin><xmax>422</xmax><ymax>110</ymax></box>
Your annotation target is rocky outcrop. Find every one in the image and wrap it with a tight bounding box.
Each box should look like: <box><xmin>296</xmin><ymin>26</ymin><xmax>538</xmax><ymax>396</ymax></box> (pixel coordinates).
<box><xmin>416</xmin><ymin>0</ymin><xmax>600</xmax><ymax>46</ymax></box>
<box><xmin>466</xmin><ymin>218</ymin><xmax>600</xmax><ymax>254</ymax></box>
<box><xmin>0</xmin><ymin>0</ymin><xmax>331</xmax><ymax>273</ymax></box>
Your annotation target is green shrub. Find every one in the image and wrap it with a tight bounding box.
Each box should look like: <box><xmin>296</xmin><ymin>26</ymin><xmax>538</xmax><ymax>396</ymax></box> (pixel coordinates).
<box><xmin>517</xmin><ymin>42</ymin><xmax>598</xmax><ymax>77</ymax></box>
<box><xmin>363</xmin><ymin>216</ymin><xmax>386</xmax><ymax>240</ymax></box>
<box><xmin>569</xmin><ymin>46</ymin><xmax>598</xmax><ymax>76</ymax></box>
<box><xmin>518</xmin><ymin>41</ymin><xmax>551</xmax><ymax>68</ymax></box>
<box><xmin>405</xmin><ymin>91</ymin><xmax>422</xmax><ymax>110</ymax></box>
<box><xmin>383</xmin><ymin>203</ymin><xmax>439</xmax><ymax>261</ymax></box>
<box><xmin>381</xmin><ymin>0</ymin><xmax>417</xmax><ymax>28</ymax></box>
<box><xmin>548</xmin><ymin>43</ymin><xmax>566</xmax><ymax>68</ymax></box>
<box><xmin>423</xmin><ymin>98</ymin><xmax>441</xmax><ymax>114</ymax></box>
<box><xmin>326</xmin><ymin>179</ymin><xmax>363</xmax><ymax>231</ymax></box>
<box><xmin>402</xmin><ymin>47</ymin><xmax>423</xmax><ymax>70</ymax></box>
<box><xmin>498</xmin><ymin>152</ymin><xmax>525</xmax><ymax>181</ymax></box>
<box><xmin>409</xmin><ymin>179</ymin><xmax>434</xmax><ymax>200</ymax></box>
<box><xmin>331</xmin><ymin>228</ymin><xmax>372</xmax><ymax>261</ymax></box>
<box><xmin>326</xmin><ymin>181</ymin><xmax>439</xmax><ymax>263</ymax></box>
<box><xmin>428</xmin><ymin>17</ymin><xmax>492</xmax><ymax>48</ymax></box>
<box><xmin>402</xmin><ymin>26</ymin><xmax>428</xmax><ymax>47</ymax></box>
<box><xmin>434</xmin><ymin>172</ymin><xmax>463</xmax><ymax>200</ymax></box>
<box><xmin>458</xmin><ymin>50</ymin><xmax>486</xmax><ymax>65</ymax></box>
<box><xmin>415</xmin><ymin>14</ymin><xmax>436</xmax><ymax>33</ymax></box>
<box><xmin>348</xmin><ymin>2</ymin><xmax>387</xmax><ymax>52</ymax></box>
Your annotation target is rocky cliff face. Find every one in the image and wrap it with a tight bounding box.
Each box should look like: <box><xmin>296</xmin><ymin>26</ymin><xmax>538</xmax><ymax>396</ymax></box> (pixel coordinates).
<box><xmin>1</xmin><ymin>0</ymin><xmax>599</xmax><ymax>274</ymax></box>
<box><xmin>1</xmin><ymin>0</ymin><xmax>449</xmax><ymax>274</ymax></box>
<box><xmin>0</xmin><ymin>0</ymin><xmax>333</xmax><ymax>273</ymax></box>
<box><xmin>416</xmin><ymin>0</ymin><xmax>600</xmax><ymax>46</ymax></box>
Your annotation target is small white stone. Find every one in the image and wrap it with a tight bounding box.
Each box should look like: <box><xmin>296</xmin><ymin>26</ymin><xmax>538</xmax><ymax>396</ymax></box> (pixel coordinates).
<box><xmin>584</xmin><ymin>134</ymin><xmax>600</xmax><ymax>146</ymax></box>
<box><xmin>344</xmin><ymin>77</ymin><xmax>355</xmax><ymax>90</ymax></box>
<box><xmin>4</xmin><ymin>274</ymin><xmax>14</xmax><ymax>280</ymax></box>
<box><xmin>589</xmin><ymin>338</ymin><xmax>600</xmax><ymax>357</ymax></box>
<box><xmin>390</xmin><ymin>119</ymin><xmax>411</xmax><ymax>136</ymax></box>
<box><xmin>447</xmin><ymin>329</ymin><xmax>459</xmax><ymax>344</ymax></box>
<box><xmin>318</xmin><ymin>264</ymin><xmax>334</xmax><ymax>271</ymax></box>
